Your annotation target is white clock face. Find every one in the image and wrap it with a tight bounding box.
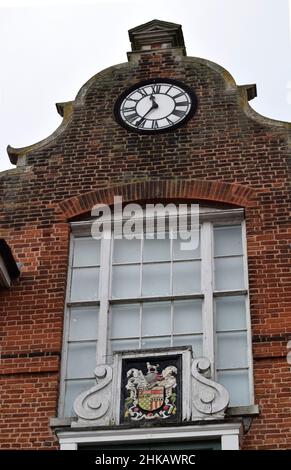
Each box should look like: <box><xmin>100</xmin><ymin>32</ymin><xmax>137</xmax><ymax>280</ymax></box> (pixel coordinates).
<box><xmin>115</xmin><ymin>81</ymin><xmax>195</xmax><ymax>132</ymax></box>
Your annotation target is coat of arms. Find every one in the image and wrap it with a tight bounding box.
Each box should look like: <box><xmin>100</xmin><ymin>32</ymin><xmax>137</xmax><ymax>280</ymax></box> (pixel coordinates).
<box><xmin>124</xmin><ymin>362</ymin><xmax>177</xmax><ymax>420</ymax></box>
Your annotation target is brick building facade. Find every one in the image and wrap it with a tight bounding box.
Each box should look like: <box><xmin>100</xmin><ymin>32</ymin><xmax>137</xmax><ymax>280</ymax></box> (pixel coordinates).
<box><xmin>0</xmin><ymin>20</ymin><xmax>290</xmax><ymax>450</ymax></box>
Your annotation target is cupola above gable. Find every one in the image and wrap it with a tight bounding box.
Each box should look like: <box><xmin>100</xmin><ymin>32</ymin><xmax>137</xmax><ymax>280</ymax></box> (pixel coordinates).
<box><xmin>128</xmin><ymin>19</ymin><xmax>186</xmax><ymax>54</ymax></box>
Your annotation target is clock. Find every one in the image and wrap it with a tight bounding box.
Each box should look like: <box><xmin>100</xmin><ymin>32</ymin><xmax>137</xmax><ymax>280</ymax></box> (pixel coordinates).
<box><xmin>114</xmin><ymin>79</ymin><xmax>197</xmax><ymax>133</ymax></box>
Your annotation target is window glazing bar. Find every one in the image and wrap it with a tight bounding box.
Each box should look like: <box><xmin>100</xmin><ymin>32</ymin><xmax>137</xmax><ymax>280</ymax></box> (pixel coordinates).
<box><xmin>109</xmin><ymin>293</ymin><xmax>204</xmax><ymax>304</ymax></box>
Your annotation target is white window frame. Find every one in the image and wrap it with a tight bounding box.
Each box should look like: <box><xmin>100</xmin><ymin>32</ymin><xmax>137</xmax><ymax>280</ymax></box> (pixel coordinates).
<box><xmin>58</xmin><ymin>207</ymin><xmax>254</xmax><ymax>417</ymax></box>
<box><xmin>57</xmin><ymin>422</ymin><xmax>243</xmax><ymax>450</ymax></box>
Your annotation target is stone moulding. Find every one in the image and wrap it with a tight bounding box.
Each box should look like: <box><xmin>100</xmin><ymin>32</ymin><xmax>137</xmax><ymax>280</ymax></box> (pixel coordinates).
<box><xmin>7</xmin><ymin>101</ymin><xmax>74</xmax><ymax>165</ymax></box>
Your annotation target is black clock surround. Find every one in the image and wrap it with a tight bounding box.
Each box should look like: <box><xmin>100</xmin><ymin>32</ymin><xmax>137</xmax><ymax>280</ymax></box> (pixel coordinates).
<box><xmin>113</xmin><ymin>78</ymin><xmax>198</xmax><ymax>134</ymax></box>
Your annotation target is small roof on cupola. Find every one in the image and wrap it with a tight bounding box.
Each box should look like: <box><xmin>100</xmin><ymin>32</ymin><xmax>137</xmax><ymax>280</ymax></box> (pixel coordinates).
<box><xmin>128</xmin><ymin>19</ymin><xmax>186</xmax><ymax>53</ymax></box>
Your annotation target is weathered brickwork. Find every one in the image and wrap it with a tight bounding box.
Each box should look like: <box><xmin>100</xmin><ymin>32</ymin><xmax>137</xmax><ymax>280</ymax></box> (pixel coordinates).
<box><xmin>0</xmin><ymin>29</ymin><xmax>290</xmax><ymax>449</ymax></box>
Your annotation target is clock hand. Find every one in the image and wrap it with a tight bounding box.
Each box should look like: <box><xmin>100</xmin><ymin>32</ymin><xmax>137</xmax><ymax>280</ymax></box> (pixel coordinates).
<box><xmin>136</xmin><ymin>96</ymin><xmax>158</xmax><ymax>126</ymax></box>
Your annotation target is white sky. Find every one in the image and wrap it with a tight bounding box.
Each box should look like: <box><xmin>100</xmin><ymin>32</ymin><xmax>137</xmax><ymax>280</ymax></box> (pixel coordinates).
<box><xmin>1</xmin><ymin>0</ymin><xmax>291</xmax><ymax>171</ymax></box>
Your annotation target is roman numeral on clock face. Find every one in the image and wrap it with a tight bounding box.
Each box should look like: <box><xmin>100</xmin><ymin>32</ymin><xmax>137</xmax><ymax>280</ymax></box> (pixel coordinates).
<box><xmin>172</xmin><ymin>92</ymin><xmax>184</xmax><ymax>99</ymax></box>
<box><xmin>137</xmin><ymin>118</ymin><xmax>146</xmax><ymax>128</ymax></box>
<box><xmin>123</xmin><ymin>106</ymin><xmax>136</xmax><ymax>114</ymax></box>
<box><xmin>138</xmin><ymin>88</ymin><xmax>148</xmax><ymax>97</ymax></box>
<box><xmin>172</xmin><ymin>109</ymin><xmax>185</xmax><ymax>118</ymax></box>
<box><xmin>175</xmin><ymin>101</ymin><xmax>189</xmax><ymax>107</ymax></box>
<box><xmin>151</xmin><ymin>84</ymin><xmax>161</xmax><ymax>94</ymax></box>
<box><xmin>126</xmin><ymin>112</ymin><xmax>139</xmax><ymax>123</ymax></box>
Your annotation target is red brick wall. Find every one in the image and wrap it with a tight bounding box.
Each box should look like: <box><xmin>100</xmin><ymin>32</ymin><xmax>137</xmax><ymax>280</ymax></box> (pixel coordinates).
<box><xmin>0</xmin><ymin>47</ymin><xmax>290</xmax><ymax>449</ymax></box>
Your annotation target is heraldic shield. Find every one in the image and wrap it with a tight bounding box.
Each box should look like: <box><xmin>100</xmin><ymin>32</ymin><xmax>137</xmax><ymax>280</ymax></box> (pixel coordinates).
<box><xmin>121</xmin><ymin>355</ymin><xmax>182</xmax><ymax>423</ymax></box>
<box><xmin>137</xmin><ymin>386</ymin><xmax>164</xmax><ymax>412</ymax></box>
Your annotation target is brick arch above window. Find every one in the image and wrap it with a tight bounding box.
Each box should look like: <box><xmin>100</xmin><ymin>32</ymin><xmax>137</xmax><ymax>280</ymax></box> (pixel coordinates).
<box><xmin>57</xmin><ymin>180</ymin><xmax>258</xmax><ymax>220</ymax></box>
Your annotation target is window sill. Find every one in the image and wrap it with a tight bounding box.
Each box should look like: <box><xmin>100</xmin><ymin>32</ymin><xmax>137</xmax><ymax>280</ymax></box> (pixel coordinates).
<box><xmin>50</xmin><ymin>405</ymin><xmax>260</xmax><ymax>430</ymax></box>
<box><xmin>226</xmin><ymin>404</ymin><xmax>260</xmax><ymax>417</ymax></box>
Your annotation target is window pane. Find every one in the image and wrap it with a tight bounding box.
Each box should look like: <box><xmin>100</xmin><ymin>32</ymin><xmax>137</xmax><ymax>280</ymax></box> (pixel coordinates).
<box><xmin>142</xmin><ymin>302</ymin><xmax>171</xmax><ymax>336</ymax></box>
<box><xmin>173</xmin><ymin>231</ymin><xmax>200</xmax><ymax>260</ymax></box>
<box><xmin>217</xmin><ymin>332</ymin><xmax>248</xmax><ymax>369</ymax></box>
<box><xmin>143</xmin><ymin>238</ymin><xmax>171</xmax><ymax>262</ymax></box>
<box><xmin>70</xmin><ymin>267</ymin><xmax>99</xmax><ymax>301</ymax></box>
<box><xmin>173</xmin><ymin>335</ymin><xmax>203</xmax><ymax>357</ymax></box>
<box><xmin>173</xmin><ymin>261</ymin><xmax>201</xmax><ymax>294</ymax></box>
<box><xmin>173</xmin><ymin>300</ymin><xmax>202</xmax><ymax>334</ymax></box>
<box><xmin>141</xmin><ymin>336</ymin><xmax>171</xmax><ymax>349</ymax></box>
<box><xmin>69</xmin><ymin>307</ymin><xmax>99</xmax><ymax>341</ymax></box>
<box><xmin>111</xmin><ymin>339</ymin><xmax>140</xmax><ymax>352</ymax></box>
<box><xmin>142</xmin><ymin>263</ymin><xmax>171</xmax><ymax>296</ymax></box>
<box><xmin>111</xmin><ymin>304</ymin><xmax>140</xmax><ymax>338</ymax></box>
<box><xmin>113</xmin><ymin>239</ymin><xmax>141</xmax><ymax>263</ymax></box>
<box><xmin>214</xmin><ymin>257</ymin><xmax>244</xmax><ymax>291</ymax></box>
<box><xmin>112</xmin><ymin>265</ymin><xmax>140</xmax><ymax>298</ymax></box>
<box><xmin>217</xmin><ymin>370</ymin><xmax>250</xmax><ymax>406</ymax></box>
<box><xmin>64</xmin><ymin>379</ymin><xmax>95</xmax><ymax>417</ymax></box>
<box><xmin>215</xmin><ymin>296</ymin><xmax>246</xmax><ymax>331</ymax></box>
<box><xmin>214</xmin><ymin>225</ymin><xmax>243</xmax><ymax>256</ymax></box>
<box><xmin>73</xmin><ymin>238</ymin><xmax>100</xmax><ymax>267</ymax></box>
<box><xmin>67</xmin><ymin>342</ymin><xmax>97</xmax><ymax>379</ymax></box>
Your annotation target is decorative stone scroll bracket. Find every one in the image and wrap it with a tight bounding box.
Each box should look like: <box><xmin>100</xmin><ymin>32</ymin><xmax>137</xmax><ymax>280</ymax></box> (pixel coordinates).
<box><xmin>71</xmin><ymin>351</ymin><xmax>230</xmax><ymax>428</ymax></box>
<box><xmin>72</xmin><ymin>365</ymin><xmax>113</xmax><ymax>427</ymax></box>
<box><xmin>191</xmin><ymin>358</ymin><xmax>229</xmax><ymax>420</ymax></box>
